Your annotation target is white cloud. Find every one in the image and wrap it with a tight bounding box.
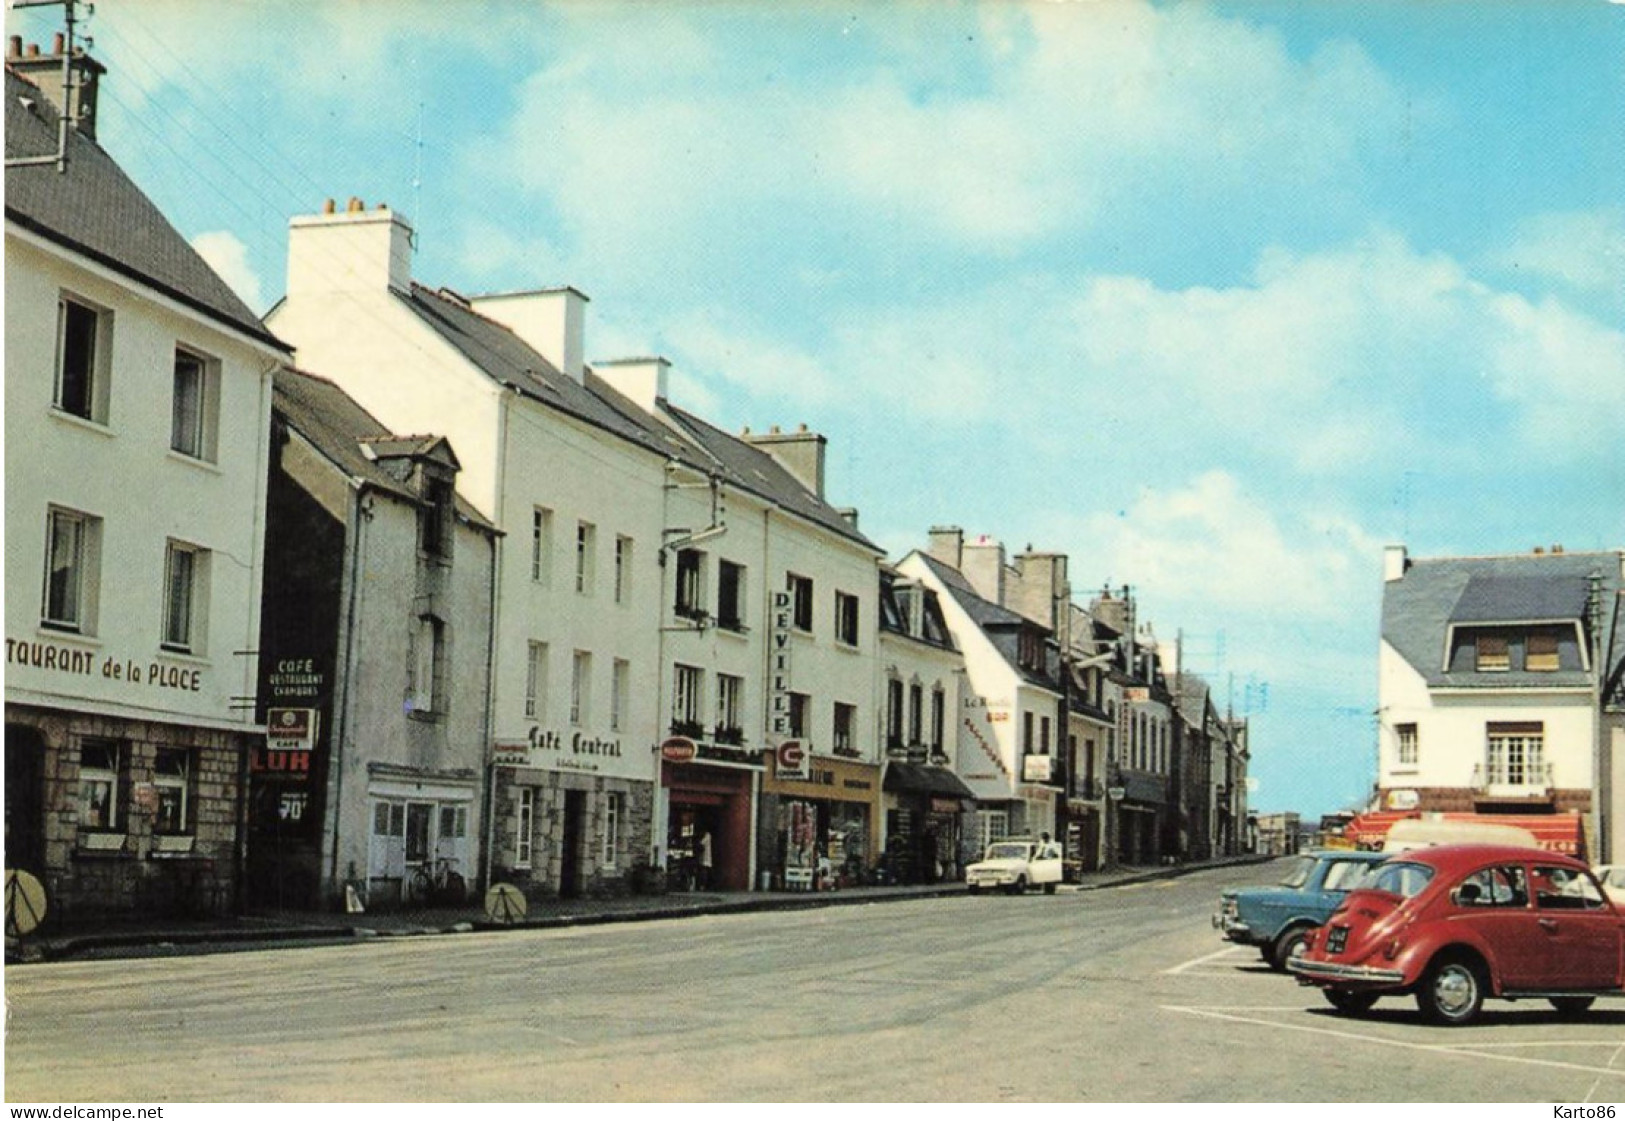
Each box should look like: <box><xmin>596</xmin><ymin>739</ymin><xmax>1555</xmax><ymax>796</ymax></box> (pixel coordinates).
<box><xmin>191</xmin><ymin>230</ymin><xmax>267</xmax><ymax>314</ymax></box>
<box><xmin>1495</xmin><ymin>208</ymin><xmax>1625</xmax><ymax>299</ymax></box>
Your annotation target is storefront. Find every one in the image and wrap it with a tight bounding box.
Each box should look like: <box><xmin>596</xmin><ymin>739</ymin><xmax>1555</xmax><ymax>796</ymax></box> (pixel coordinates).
<box><xmin>662</xmin><ymin>741</ymin><xmax>760</xmax><ymax>892</ymax></box>
<box><xmin>1063</xmin><ymin>799</ymin><xmax>1103</xmax><ymax>878</ymax></box>
<box><xmin>760</xmin><ymin>754</ymin><xmax>882</xmax><ymax>890</ymax></box>
<box><xmin>364</xmin><ymin>764</ymin><xmax>477</xmax><ymax>905</ymax></box>
<box><xmin>882</xmin><ymin>761</ymin><xmax>975</xmax><ymax>884</ymax></box>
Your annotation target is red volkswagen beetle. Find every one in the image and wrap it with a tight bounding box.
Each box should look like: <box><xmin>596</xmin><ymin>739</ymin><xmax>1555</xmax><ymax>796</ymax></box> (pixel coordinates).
<box><xmin>1290</xmin><ymin>844</ymin><xmax>1625</xmax><ymax>1026</ymax></box>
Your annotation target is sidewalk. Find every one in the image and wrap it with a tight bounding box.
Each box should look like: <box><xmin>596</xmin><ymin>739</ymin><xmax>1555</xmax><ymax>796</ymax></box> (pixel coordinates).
<box><xmin>9</xmin><ymin>853</ymin><xmax>1276</xmax><ymax>963</ymax></box>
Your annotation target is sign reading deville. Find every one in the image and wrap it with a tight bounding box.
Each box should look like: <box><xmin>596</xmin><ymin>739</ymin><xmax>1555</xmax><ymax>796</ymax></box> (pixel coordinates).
<box><xmin>768</xmin><ymin>590</ymin><xmax>809</xmax><ymax>780</ymax></box>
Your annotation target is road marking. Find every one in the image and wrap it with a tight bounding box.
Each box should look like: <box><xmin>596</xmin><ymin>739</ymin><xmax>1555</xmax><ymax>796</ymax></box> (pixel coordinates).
<box><xmin>1162</xmin><ymin>1004</ymin><xmax>1625</xmax><ymax>1080</ymax></box>
<box><xmin>1162</xmin><ymin>945</ymin><xmax>1253</xmax><ymax>975</ymax></box>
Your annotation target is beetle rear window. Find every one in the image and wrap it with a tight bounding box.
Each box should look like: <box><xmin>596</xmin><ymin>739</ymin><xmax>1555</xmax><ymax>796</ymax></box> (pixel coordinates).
<box><xmin>1364</xmin><ymin>861</ymin><xmax>1434</xmax><ymax>898</ymax></box>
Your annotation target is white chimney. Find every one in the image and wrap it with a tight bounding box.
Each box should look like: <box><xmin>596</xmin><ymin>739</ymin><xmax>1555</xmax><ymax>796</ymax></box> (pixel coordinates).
<box><xmin>1383</xmin><ymin>544</ymin><xmax>1409</xmax><ymax>582</ymax></box>
<box><xmin>469</xmin><ymin>287</ymin><xmax>589</xmax><ymax>384</ymax></box>
<box><xmin>593</xmin><ymin>357</ymin><xmax>669</xmax><ymax>414</ymax></box>
<box><xmin>287</xmin><ymin>199</ymin><xmax>413</xmax><ymax>299</ymax></box>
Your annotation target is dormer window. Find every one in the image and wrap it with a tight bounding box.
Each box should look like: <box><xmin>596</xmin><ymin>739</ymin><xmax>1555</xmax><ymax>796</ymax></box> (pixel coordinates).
<box><xmin>1526</xmin><ymin>631</ymin><xmax>1559</xmax><ymax>672</ymax></box>
<box><xmin>420</xmin><ymin>474</ymin><xmax>454</xmax><ymax>561</ymax></box>
<box><xmin>1475</xmin><ymin>634</ymin><xmax>1510</xmax><ymax>672</ymax></box>
<box><xmin>1018</xmin><ymin>628</ymin><xmax>1045</xmax><ymax>672</ymax></box>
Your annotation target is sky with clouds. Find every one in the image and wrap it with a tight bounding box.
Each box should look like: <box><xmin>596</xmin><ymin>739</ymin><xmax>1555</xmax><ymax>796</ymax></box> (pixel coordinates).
<box><xmin>14</xmin><ymin>0</ymin><xmax>1621</xmax><ymax>819</ymax></box>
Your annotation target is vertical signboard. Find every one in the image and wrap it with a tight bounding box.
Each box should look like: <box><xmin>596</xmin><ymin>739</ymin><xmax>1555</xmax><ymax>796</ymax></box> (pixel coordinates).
<box><xmin>769</xmin><ymin>589</ymin><xmax>809</xmax><ymax>779</ymax></box>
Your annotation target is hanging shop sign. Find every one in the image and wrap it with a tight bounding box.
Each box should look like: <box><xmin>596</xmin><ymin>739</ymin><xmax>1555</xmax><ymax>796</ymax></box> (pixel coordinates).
<box><xmin>774</xmin><ymin>738</ymin><xmax>809</xmax><ymax>781</ymax></box>
<box><xmin>1022</xmin><ymin>754</ymin><xmax>1054</xmax><ymax>783</ymax></box>
<box><xmin>492</xmin><ymin>741</ymin><xmax>529</xmax><ymax>767</ymax></box>
<box><xmin>661</xmin><ymin>736</ymin><xmax>698</xmax><ymax>763</ymax></box>
<box><xmin>267</xmin><ymin>708</ymin><xmax>318</xmax><ymax>752</ymax></box>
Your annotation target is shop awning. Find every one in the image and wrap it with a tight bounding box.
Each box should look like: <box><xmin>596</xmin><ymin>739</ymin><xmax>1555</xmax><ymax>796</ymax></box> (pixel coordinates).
<box><xmin>883</xmin><ymin>762</ymin><xmax>977</xmax><ymax>801</ymax></box>
<box><xmin>1343</xmin><ymin>811</ymin><xmax>1585</xmax><ymax>856</ymax></box>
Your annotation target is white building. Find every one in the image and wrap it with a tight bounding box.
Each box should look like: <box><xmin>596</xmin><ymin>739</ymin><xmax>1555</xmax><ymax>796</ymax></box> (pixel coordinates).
<box><xmin>4</xmin><ymin>54</ymin><xmax>290</xmax><ymax>920</ymax></box>
<box><xmin>899</xmin><ymin>531</ymin><xmax>1067</xmax><ymax>851</ymax></box>
<box><xmin>1365</xmin><ymin>544</ymin><xmax>1625</xmax><ymax>860</ymax></box>
<box><xmin>267</xmin><ymin>200</ymin><xmax>883</xmax><ymax>895</ymax></box>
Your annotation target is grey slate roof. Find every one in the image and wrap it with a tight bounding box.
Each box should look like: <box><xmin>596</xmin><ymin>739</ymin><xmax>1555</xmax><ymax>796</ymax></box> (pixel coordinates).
<box><xmin>4</xmin><ymin>69</ymin><xmax>284</xmax><ymax>352</ymax></box>
<box><xmin>397</xmin><ymin>283</ymin><xmax>877</xmax><ymax>551</ymax></box>
<box><xmin>1383</xmin><ymin>550</ymin><xmax>1622</xmax><ymax>689</ymax></box>
<box><xmin>273</xmin><ymin>367</ymin><xmax>496</xmax><ymax>534</ymax></box>
<box><xmin>915</xmin><ymin>551</ymin><xmax>1061</xmax><ymax>692</ymax></box>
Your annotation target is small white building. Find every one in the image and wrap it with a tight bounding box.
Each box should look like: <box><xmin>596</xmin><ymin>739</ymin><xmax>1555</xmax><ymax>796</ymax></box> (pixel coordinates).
<box><xmin>1369</xmin><ymin>544</ymin><xmax>1624</xmax><ymax>860</ymax></box>
<box><xmin>4</xmin><ymin>54</ymin><xmax>290</xmax><ymax>920</ymax></box>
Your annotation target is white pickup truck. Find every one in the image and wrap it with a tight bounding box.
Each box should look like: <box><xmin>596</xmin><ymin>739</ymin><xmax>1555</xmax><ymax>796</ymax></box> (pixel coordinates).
<box><xmin>965</xmin><ymin>838</ymin><xmax>1063</xmax><ymax>895</ymax></box>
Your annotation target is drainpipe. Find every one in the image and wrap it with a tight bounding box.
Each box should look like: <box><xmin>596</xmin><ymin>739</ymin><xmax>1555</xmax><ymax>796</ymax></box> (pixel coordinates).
<box><xmin>328</xmin><ymin>487</ymin><xmax>371</xmax><ymax>900</ymax></box>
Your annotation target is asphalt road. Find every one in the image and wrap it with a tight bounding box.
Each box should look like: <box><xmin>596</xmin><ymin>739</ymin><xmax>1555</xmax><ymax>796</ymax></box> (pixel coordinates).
<box><xmin>6</xmin><ymin>865</ymin><xmax>1625</xmax><ymax>1102</ymax></box>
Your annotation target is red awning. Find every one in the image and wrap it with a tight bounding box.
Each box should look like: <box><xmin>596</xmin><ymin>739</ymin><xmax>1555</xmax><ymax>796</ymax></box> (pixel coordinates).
<box><xmin>1342</xmin><ymin>811</ymin><xmax>1585</xmax><ymax>857</ymax></box>
<box><xmin>1343</xmin><ymin>811</ymin><xmax>1418</xmax><ymax>847</ymax></box>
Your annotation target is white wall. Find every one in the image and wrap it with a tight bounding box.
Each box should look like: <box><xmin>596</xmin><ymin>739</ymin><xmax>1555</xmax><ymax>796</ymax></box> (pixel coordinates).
<box><xmin>5</xmin><ymin>235</ymin><xmax>274</xmax><ymax>731</ymax></box>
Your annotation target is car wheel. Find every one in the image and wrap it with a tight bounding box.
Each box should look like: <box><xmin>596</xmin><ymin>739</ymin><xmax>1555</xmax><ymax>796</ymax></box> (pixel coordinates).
<box><xmin>1008</xmin><ymin>876</ymin><xmax>1027</xmax><ymax>895</ymax></box>
<box><xmin>1549</xmin><ymin>996</ymin><xmax>1596</xmax><ymax>1017</ymax></box>
<box><xmin>1324</xmin><ymin>989</ymin><xmax>1379</xmax><ymax>1016</ymax></box>
<box><xmin>1270</xmin><ymin>927</ymin><xmax>1311</xmax><ymax>972</ymax></box>
<box><xmin>1416</xmin><ymin>956</ymin><xmax>1486</xmax><ymax>1026</ymax></box>
<box><xmin>967</xmin><ymin>884</ymin><xmax>980</xmax><ymax>895</ymax></box>
<box><xmin>1043</xmin><ymin>882</ymin><xmax>1056</xmax><ymax>895</ymax></box>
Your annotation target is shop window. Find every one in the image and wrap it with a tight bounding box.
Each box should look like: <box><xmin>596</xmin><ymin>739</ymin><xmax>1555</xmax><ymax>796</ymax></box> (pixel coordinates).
<box><xmin>43</xmin><ymin>505</ymin><xmax>102</xmax><ymax>635</ymax></box>
<box><xmin>170</xmin><ymin>346</ymin><xmax>219</xmax><ymax>462</ymax></box>
<box><xmin>835</xmin><ymin>591</ymin><xmax>859</xmax><ymax>646</ymax></box>
<box><xmin>977</xmin><ymin>810</ymin><xmax>1009</xmax><ymax>851</ymax></box>
<box><xmin>788</xmin><ymin>573</ymin><xmax>813</xmax><ymax>633</ymax></box>
<box><xmin>603</xmin><ymin>792</ymin><xmax>624</xmax><ymax>868</ymax></box>
<box><xmin>54</xmin><ymin>293</ymin><xmax>111</xmax><ymax>423</ymax></box>
<box><xmin>161</xmin><ymin>540</ymin><xmax>209</xmax><ymax>654</ymax></box>
<box><xmin>515</xmin><ymin>789</ymin><xmax>534</xmax><ymax>868</ymax></box>
<box><xmin>439</xmin><ymin>804</ymin><xmax>467</xmax><ymax>841</ymax></box>
<box><xmin>717</xmin><ymin>559</ymin><xmax>746</xmax><ymax>631</ymax></box>
<box><xmin>78</xmin><ymin>738</ymin><xmax>123</xmax><ymax>833</ymax></box>
<box><xmin>152</xmin><ymin>747</ymin><xmax>191</xmax><ymax>835</ymax></box>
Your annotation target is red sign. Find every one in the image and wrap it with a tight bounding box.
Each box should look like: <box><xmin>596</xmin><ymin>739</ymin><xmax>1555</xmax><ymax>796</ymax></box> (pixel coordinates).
<box><xmin>660</xmin><ymin>736</ymin><xmax>698</xmax><ymax>763</ymax></box>
<box><xmin>267</xmin><ymin>707</ymin><xmax>317</xmax><ymax>751</ymax></box>
<box><xmin>777</xmin><ymin>740</ymin><xmax>806</xmax><ymax>771</ymax></box>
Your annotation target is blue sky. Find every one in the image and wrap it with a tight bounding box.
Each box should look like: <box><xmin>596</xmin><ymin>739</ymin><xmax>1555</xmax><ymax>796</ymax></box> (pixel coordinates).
<box><xmin>14</xmin><ymin>1</ymin><xmax>1622</xmax><ymax>820</ymax></box>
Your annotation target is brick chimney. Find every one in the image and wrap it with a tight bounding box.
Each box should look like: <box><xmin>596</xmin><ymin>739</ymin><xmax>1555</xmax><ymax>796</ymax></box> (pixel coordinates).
<box><xmin>8</xmin><ymin>33</ymin><xmax>104</xmax><ymax>140</ymax></box>
<box><xmin>743</xmin><ymin>424</ymin><xmax>826</xmax><ymax>499</ymax></box>
<box><xmin>287</xmin><ymin>198</ymin><xmax>414</xmax><ymax>299</ymax></box>
<box><xmin>470</xmin><ymin>288</ymin><xmax>590</xmax><ymax>385</ymax></box>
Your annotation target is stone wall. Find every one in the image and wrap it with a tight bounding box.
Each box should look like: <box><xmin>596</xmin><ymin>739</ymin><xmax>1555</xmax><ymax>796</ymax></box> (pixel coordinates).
<box><xmin>489</xmin><ymin>768</ymin><xmax>655</xmax><ymax>898</ymax></box>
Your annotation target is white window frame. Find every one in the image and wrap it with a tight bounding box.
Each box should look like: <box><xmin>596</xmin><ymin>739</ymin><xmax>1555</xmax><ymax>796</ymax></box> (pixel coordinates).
<box><xmin>614</xmin><ymin>535</ymin><xmax>632</xmax><ymax>605</ymax></box>
<box><xmin>977</xmin><ymin>809</ymin><xmax>1009</xmax><ymax>852</ymax></box>
<box><xmin>78</xmin><ymin>738</ymin><xmax>123</xmax><ymax>833</ymax></box>
<box><xmin>152</xmin><ymin>747</ymin><xmax>191</xmax><ymax>836</ymax></box>
<box><xmin>170</xmin><ymin>345</ymin><xmax>219</xmax><ymax>462</ymax></box>
<box><xmin>603</xmin><ymin>791</ymin><xmax>624</xmax><ymax>868</ymax></box>
<box><xmin>835</xmin><ymin>590</ymin><xmax>860</xmax><ymax>646</ymax></box>
<box><xmin>833</xmin><ymin>701</ymin><xmax>855</xmax><ymax>755</ymax></box>
<box><xmin>571</xmin><ymin>650</ymin><xmax>592</xmax><ymax>727</ymax></box>
<box><xmin>54</xmin><ymin>292</ymin><xmax>111</xmax><ymax>424</ymax></box>
<box><xmin>525</xmin><ymin>641</ymin><xmax>548</xmax><ymax>720</ymax></box>
<box><xmin>575</xmin><ymin>521</ymin><xmax>596</xmax><ymax>595</ymax></box>
<box><xmin>675</xmin><ymin>549</ymin><xmax>706</xmax><ymax>619</ymax></box>
<box><xmin>161</xmin><ymin>539</ymin><xmax>209</xmax><ymax>654</ymax></box>
<box><xmin>531</xmin><ymin>507</ymin><xmax>553</xmax><ymax>584</ymax></box>
<box><xmin>611</xmin><ymin>658</ymin><xmax>629</xmax><ymax>733</ymax></box>
<box><xmin>788</xmin><ymin>573</ymin><xmax>813</xmax><ymax>633</ymax></box>
<box><xmin>515</xmin><ymin>788</ymin><xmax>534</xmax><ymax>868</ymax></box>
<box><xmin>43</xmin><ymin>505</ymin><xmax>101</xmax><ymax>634</ymax></box>
<box><xmin>1397</xmin><ymin>723</ymin><xmax>1418</xmax><ymax>767</ymax></box>
<box><xmin>673</xmin><ymin>664</ymin><xmax>704</xmax><ymax>731</ymax></box>
<box><xmin>716</xmin><ymin>673</ymin><xmax>744</xmax><ymax>739</ymax></box>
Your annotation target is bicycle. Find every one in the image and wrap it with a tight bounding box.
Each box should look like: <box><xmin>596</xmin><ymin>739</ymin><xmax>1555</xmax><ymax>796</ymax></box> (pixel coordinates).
<box><xmin>408</xmin><ymin>857</ymin><xmax>467</xmax><ymax>905</ymax></box>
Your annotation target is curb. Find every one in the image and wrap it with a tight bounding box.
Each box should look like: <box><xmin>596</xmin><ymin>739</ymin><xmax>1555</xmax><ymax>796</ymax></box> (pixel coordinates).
<box><xmin>13</xmin><ymin>855</ymin><xmax>1277</xmax><ymax>962</ymax></box>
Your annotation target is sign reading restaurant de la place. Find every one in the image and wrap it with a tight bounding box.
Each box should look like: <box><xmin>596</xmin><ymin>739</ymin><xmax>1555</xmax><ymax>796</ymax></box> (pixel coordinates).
<box><xmin>6</xmin><ymin>635</ymin><xmax>209</xmax><ymax>694</ymax></box>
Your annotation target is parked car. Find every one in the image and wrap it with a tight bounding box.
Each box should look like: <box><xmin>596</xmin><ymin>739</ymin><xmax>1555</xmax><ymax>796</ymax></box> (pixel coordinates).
<box><xmin>1291</xmin><ymin>843</ymin><xmax>1625</xmax><ymax>1026</ymax></box>
<box><xmin>1214</xmin><ymin>849</ymin><xmax>1388</xmax><ymax>971</ymax></box>
<box><xmin>965</xmin><ymin>838</ymin><xmax>1063</xmax><ymax>895</ymax></box>
<box><xmin>1592</xmin><ymin>864</ymin><xmax>1625</xmax><ymax>906</ymax></box>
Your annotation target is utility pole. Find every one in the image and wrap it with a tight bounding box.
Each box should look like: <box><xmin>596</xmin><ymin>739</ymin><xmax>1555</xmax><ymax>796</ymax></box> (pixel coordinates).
<box><xmin>6</xmin><ymin>0</ymin><xmax>87</xmax><ymax>173</ymax></box>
